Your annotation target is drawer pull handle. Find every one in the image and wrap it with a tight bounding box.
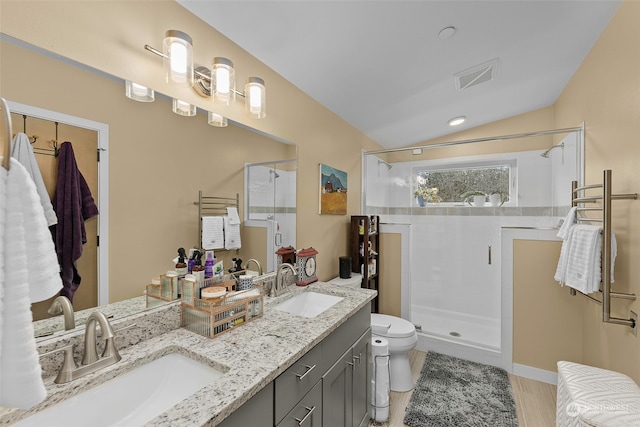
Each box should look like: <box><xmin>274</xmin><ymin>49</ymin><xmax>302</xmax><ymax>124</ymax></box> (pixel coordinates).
<box><xmin>295</xmin><ymin>406</ymin><xmax>316</xmax><ymax>426</ymax></box>
<box><xmin>295</xmin><ymin>364</ymin><xmax>316</xmax><ymax>381</ymax></box>
<box><xmin>347</xmin><ymin>361</ymin><xmax>354</xmax><ymax>366</ymax></box>
<box><xmin>353</xmin><ymin>353</ymin><xmax>361</xmax><ymax>364</ymax></box>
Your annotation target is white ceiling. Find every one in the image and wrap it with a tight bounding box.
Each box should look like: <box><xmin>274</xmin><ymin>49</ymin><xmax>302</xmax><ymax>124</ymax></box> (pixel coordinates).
<box><xmin>178</xmin><ymin>0</ymin><xmax>620</xmax><ymax>149</ymax></box>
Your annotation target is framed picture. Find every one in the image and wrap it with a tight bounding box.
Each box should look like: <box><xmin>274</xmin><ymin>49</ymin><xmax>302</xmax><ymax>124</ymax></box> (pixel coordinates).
<box><xmin>319</xmin><ymin>163</ymin><xmax>347</xmax><ymax>215</ymax></box>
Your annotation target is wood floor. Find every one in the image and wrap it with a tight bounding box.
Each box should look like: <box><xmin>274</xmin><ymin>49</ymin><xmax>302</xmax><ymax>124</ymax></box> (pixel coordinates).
<box><xmin>368</xmin><ymin>350</ymin><xmax>557</xmax><ymax>427</ymax></box>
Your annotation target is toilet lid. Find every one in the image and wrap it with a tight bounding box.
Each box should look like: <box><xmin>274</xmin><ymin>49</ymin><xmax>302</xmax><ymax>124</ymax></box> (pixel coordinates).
<box><xmin>371</xmin><ymin>313</ymin><xmax>415</xmax><ymax>338</ymax></box>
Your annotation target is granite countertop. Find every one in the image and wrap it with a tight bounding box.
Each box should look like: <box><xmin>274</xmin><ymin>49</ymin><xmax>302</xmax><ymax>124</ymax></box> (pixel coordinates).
<box><xmin>5</xmin><ymin>282</ymin><xmax>376</xmax><ymax>426</ymax></box>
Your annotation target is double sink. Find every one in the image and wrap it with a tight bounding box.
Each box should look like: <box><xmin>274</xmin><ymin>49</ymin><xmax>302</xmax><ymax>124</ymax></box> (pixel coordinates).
<box><xmin>15</xmin><ymin>291</ymin><xmax>344</xmax><ymax>426</ymax></box>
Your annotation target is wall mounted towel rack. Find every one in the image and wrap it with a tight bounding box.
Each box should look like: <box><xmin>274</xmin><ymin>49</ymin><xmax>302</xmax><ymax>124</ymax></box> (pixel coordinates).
<box><xmin>1</xmin><ymin>97</ymin><xmax>12</xmax><ymax>170</ymax></box>
<box><xmin>194</xmin><ymin>191</ymin><xmax>240</xmax><ymax>251</ymax></box>
<box><xmin>570</xmin><ymin>169</ymin><xmax>637</xmax><ymax>328</ymax></box>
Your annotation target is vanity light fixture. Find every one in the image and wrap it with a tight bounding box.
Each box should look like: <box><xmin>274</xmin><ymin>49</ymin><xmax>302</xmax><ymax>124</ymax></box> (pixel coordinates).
<box><xmin>448</xmin><ymin>116</ymin><xmax>466</xmax><ymax>126</ymax></box>
<box><xmin>172</xmin><ymin>99</ymin><xmax>197</xmax><ymax>117</ymax></box>
<box><xmin>208</xmin><ymin>111</ymin><xmax>228</xmax><ymax>127</ymax></box>
<box><xmin>125</xmin><ymin>81</ymin><xmax>155</xmax><ymax>102</ymax></box>
<box><xmin>144</xmin><ymin>30</ymin><xmax>266</xmax><ymax>119</ymax></box>
<box><xmin>163</xmin><ymin>30</ymin><xmax>194</xmax><ymax>87</ymax></box>
<box><xmin>245</xmin><ymin>77</ymin><xmax>266</xmax><ymax>119</ymax></box>
<box><xmin>211</xmin><ymin>57</ymin><xmax>236</xmax><ymax>106</ymax></box>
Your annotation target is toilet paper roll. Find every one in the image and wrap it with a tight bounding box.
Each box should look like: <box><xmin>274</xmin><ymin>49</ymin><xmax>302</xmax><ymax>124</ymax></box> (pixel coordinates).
<box><xmin>371</xmin><ymin>337</ymin><xmax>390</xmax><ymax>422</ymax></box>
<box><xmin>372</xmin><ymin>337</ymin><xmax>389</xmax><ymax>357</ymax></box>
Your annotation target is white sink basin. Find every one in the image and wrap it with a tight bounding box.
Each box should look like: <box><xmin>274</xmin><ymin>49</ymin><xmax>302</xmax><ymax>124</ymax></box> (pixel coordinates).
<box><xmin>274</xmin><ymin>292</ymin><xmax>344</xmax><ymax>318</ymax></box>
<box><xmin>15</xmin><ymin>353</ymin><xmax>224</xmax><ymax>427</ymax></box>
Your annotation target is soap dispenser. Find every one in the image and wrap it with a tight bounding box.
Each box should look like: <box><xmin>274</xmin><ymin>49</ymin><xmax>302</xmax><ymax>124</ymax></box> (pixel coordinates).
<box><xmin>192</xmin><ymin>252</ymin><xmax>204</xmax><ymax>281</ymax></box>
<box><xmin>176</xmin><ymin>248</ymin><xmax>188</xmax><ymax>278</ymax></box>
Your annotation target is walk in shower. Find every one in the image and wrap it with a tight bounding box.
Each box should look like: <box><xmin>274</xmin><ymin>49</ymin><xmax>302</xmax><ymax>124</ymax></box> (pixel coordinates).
<box><xmin>245</xmin><ymin>159</ymin><xmax>297</xmax><ymax>272</ymax></box>
<box><xmin>362</xmin><ymin>127</ymin><xmax>583</xmax><ymax>367</ymax></box>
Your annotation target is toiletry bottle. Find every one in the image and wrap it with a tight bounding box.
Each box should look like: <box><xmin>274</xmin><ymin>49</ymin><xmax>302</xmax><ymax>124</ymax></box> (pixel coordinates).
<box><xmin>204</xmin><ymin>251</ymin><xmax>214</xmax><ymax>278</ymax></box>
<box><xmin>188</xmin><ymin>249</ymin><xmax>199</xmax><ymax>274</ymax></box>
<box><xmin>192</xmin><ymin>253</ymin><xmax>205</xmax><ymax>282</ymax></box>
<box><xmin>176</xmin><ymin>248</ymin><xmax>188</xmax><ymax>278</ymax></box>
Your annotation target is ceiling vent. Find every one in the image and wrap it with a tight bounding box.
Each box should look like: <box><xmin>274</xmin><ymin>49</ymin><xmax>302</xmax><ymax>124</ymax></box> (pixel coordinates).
<box><xmin>454</xmin><ymin>58</ymin><xmax>499</xmax><ymax>91</ymax></box>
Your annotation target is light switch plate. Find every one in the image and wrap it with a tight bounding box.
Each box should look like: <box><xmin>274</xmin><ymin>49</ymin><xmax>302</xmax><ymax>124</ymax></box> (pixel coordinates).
<box><xmin>631</xmin><ymin>311</ymin><xmax>638</xmax><ymax>337</ymax></box>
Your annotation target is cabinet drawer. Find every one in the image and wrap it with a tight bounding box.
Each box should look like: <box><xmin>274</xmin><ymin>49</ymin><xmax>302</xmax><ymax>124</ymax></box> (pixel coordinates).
<box><xmin>277</xmin><ymin>380</ymin><xmax>323</xmax><ymax>427</ymax></box>
<box><xmin>275</xmin><ymin>342</ymin><xmax>323</xmax><ymax>424</ymax></box>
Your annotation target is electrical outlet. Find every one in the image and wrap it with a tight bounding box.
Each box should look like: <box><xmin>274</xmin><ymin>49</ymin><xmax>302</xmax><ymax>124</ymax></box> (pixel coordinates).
<box><xmin>631</xmin><ymin>311</ymin><xmax>638</xmax><ymax>337</ymax></box>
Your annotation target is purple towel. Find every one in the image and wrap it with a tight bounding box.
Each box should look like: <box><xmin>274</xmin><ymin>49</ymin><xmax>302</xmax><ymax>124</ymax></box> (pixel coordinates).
<box><xmin>52</xmin><ymin>141</ymin><xmax>99</xmax><ymax>301</ymax></box>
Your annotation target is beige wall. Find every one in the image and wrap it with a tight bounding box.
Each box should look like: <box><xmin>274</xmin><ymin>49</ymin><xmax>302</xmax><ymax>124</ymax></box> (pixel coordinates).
<box><xmin>513</xmin><ymin>240</ymin><xmax>584</xmax><ymax>372</ymax></box>
<box><xmin>552</xmin><ymin>0</ymin><xmax>640</xmax><ymax>381</ymax></box>
<box><xmin>379</xmin><ymin>233</ymin><xmax>401</xmax><ymax>317</ymax></box>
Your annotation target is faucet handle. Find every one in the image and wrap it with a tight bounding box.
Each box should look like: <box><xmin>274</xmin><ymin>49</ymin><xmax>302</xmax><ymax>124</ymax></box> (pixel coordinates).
<box><xmin>40</xmin><ymin>344</ymin><xmax>78</xmax><ymax>384</ymax></box>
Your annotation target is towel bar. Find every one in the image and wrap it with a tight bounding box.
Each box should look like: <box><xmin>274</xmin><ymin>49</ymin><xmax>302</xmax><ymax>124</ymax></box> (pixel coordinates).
<box><xmin>570</xmin><ymin>171</ymin><xmax>637</xmax><ymax>329</ymax></box>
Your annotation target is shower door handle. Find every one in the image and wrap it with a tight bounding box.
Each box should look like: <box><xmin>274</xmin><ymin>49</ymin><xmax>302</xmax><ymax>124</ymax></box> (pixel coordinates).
<box><xmin>488</xmin><ymin>245</ymin><xmax>492</xmax><ymax>265</ymax></box>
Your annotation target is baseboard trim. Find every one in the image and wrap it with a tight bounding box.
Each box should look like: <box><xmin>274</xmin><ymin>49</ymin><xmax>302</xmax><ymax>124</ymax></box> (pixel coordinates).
<box><xmin>512</xmin><ymin>363</ymin><xmax>557</xmax><ymax>385</ymax></box>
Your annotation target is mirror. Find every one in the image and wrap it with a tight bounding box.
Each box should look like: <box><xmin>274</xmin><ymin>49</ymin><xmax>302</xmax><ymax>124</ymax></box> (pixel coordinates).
<box><xmin>0</xmin><ymin>35</ymin><xmax>297</xmax><ymax>340</ymax></box>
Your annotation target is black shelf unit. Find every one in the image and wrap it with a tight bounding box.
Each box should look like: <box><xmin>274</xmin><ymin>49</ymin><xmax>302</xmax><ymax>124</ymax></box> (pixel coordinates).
<box><xmin>350</xmin><ymin>215</ymin><xmax>379</xmax><ymax>312</ymax></box>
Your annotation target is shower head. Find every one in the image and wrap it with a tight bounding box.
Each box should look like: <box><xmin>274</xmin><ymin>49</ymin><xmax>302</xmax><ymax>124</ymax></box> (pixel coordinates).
<box><xmin>540</xmin><ymin>142</ymin><xmax>564</xmax><ymax>158</ymax></box>
<box><xmin>269</xmin><ymin>169</ymin><xmax>280</xmax><ymax>178</ymax></box>
<box><xmin>378</xmin><ymin>160</ymin><xmax>392</xmax><ymax>170</ymax></box>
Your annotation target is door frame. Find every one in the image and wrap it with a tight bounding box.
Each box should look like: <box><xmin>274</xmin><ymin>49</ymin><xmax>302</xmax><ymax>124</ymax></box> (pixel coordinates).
<box><xmin>7</xmin><ymin>100</ymin><xmax>109</xmax><ymax>305</ymax></box>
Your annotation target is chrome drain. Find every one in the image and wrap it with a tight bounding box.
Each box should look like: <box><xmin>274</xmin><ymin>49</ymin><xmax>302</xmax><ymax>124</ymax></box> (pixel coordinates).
<box><xmin>449</xmin><ymin>331</ymin><xmax>461</xmax><ymax>337</ymax></box>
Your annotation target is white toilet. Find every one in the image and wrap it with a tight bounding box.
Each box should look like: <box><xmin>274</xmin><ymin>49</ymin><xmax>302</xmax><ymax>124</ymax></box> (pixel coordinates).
<box><xmin>370</xmin><ymin>313</ymin><xmax>417</xmax><ymax>392</ymax></box>
<box><xmin>328</xmin><ymin>275</ymin><xmax>418</xmax><ymax>392</ymax></box>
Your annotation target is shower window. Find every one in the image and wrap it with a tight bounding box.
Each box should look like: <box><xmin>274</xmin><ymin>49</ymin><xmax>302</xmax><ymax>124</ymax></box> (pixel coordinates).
<box><xmin>414</xmin><ymin>159</ymin><xmax>516</xmax><ymax>205</ymax></box>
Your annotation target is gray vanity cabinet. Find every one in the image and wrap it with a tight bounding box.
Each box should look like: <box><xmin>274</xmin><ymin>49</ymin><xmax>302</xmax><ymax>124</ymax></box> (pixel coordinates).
<box><xmin>351</xmin><ymin>331</ymin><xmax>371</xmax><ymax>427</ymax></box>
<box><xmin>217</xmin><ymin>383</ymin><xmax>274</xmax><ymax>427</ymax></box>
<box><xmin>322</xmin><ymin>348</ymin><xmax>354</xmax><ymax>427</ymax></box>
<box><xmin>322</xmin><ymin>329</ymin><xmax>371</xmax><ymax>427</ymax></box>
<box><xmin>217</xmin><ymin>304</ymin><xmax>370</xmax><ymax>427</ymax></box>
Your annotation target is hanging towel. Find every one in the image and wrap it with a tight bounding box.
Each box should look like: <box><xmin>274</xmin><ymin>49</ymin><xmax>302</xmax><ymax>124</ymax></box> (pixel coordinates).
<box><xmin>201</xmin><ymin>216</ymin><xmax>224</xmax><ymax>250</ymax></box>
<box><xmin>0</xmin><ymin>157</ymin><xmax>62</xmax><ymax>409</ymax></box>
<box><xmin>556</xmin><ymin>225</ymin><xmax>602</xmax><ymax>294</ymax></box>
<box><xmin>11</xmin><ymin>133</ymin><xmax>58</xmax><ymax>227</ymax></box>
<box><xmin>224</xmin><ymin>215</ymin><xmax>242</xmax><ymax>250</ymax></box>
<box><xmin>52</xmin><ymin>142</ymin><xmax>98</xmax><ymax>302</ymax></box>
<box><xmin>556</xmin><ymin>207</ymin><xmax>577</xmax><ymax>240</ymax></box>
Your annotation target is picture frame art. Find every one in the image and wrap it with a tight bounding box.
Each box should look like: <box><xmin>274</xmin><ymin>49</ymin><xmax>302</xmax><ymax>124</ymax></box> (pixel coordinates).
<box><xmin>319</xmin><ymin>163</ymin><xmax>347</xmax><ymax>215</ymax></box>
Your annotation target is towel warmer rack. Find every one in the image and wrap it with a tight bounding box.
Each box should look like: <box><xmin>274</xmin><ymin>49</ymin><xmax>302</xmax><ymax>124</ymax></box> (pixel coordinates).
<box><xmin>194</xmin><ymin>191</ymin><xmax>240</xmax><ymax>251</ymax></box>
<box><xmin>570</xmin><ymin>169</ymin><xmax>637</xmax><ymax>328</ymax></box>
<box><xmin>1</xmin><ymin>97</ymin><xmax>13</xmax><ymax>170</ymax></box>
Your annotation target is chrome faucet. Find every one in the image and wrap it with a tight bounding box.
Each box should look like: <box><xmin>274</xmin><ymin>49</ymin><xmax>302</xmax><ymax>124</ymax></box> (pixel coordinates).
<box><xmin>244</xmin><ymin>258</ymin><xmax>263</xmax><ymax>276</ymax></box>
<box><xmin>47</xmin><ymin>295</ymin><xmax>75</xmax><ymax>330</ymax></box>
<box><xmin>273</xmin><ymin>263</ymin><xmax>297</xmax><ymax>297</ymax></box>
<box><xmin>43</xmin><ymin>311</ymin><xmax>122</xmax><ymax>384</ymax></box>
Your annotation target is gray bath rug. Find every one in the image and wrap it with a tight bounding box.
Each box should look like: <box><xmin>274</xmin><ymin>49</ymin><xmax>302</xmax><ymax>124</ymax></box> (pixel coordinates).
<box><xmin>403</xmin><ymin>352</ymin><xmax>518</xmax><ymax>427</ymax></box>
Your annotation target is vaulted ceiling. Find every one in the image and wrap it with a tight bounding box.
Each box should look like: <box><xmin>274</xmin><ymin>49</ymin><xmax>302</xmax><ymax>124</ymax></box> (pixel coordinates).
<box><xmin>178</xmin><ymin>0</ymin><xmax>620</xmax><ymax>149</ymax></box>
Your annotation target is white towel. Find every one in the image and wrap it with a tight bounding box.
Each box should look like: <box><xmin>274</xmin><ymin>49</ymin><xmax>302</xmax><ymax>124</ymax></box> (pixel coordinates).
<box><xmin>555</xmin><ymin>225</ymin><xmax>618</xmax><ymax>293</ymax></box>
<box><xmin>558</xmin><ymin>225</ymin><xmax>602</xmax><ymax>294</ymax></box>
<box><xmin>226</xmin><ymin>207</ymin><xmax>240</xmax><ymax>225</ymax></box>
<box><xmin>224</xmin><ymin>215</ymin><xmax>241</xmax><ymax>250</ymax></box>
<box><xmin>0</xmin><ymin>158</ymin><xmax>62</xmax><ymax>409</ymax></box>
<box><xmin>201</xmin><ymin>216</ymin><xmax>224</xmax><ymax>250</ymax></box>
<box><xmin>11</xmin><ymin>133</ymin><xmax>58</xmax><ymax>227</ymax></box>
<box><xmin>556</xmin><ymin>207</ymin><xmax>577</xmax><ymax>240</ymax></box>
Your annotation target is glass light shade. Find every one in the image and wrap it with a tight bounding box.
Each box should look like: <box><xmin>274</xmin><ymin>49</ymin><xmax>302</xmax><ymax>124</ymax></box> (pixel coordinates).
<box><xmin>125</xmin><ymin>81</ymin><xmax>155</xmax><ymax>102</ymax></box>
<box><xmin>208</xmin><ymin>112</ymin><xmax>228</xmax><ymax>127</ymax></box>
<box><xmin>172</xmin><ymin>99</ymin><xmax>196</xmax><ymax>117</ymax></box>
<box><xmin>211</xmin><ymin>57</ymin><xmax>235</xmax><ymax>106</ymax></box>
<box><xmin>163</xmin><ymin>30</ymin><xmax>194</xmax><ymax>87</ymax></box>
<box><xmin>245</xmin><ymin>77</ymin><xmax>266</xmax><ymax>119</ymax></box>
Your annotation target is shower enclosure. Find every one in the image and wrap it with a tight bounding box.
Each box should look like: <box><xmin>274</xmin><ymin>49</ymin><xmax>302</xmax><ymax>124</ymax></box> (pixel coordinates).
<box><xmin>362</xmin><ymin>127</ymin><xmax>583</xmax><ymax>366</ymax></box>
<box><xmin>245</xmin><ymin>159</ymin><xmax>297</xmax><ymax>272</ymax></box>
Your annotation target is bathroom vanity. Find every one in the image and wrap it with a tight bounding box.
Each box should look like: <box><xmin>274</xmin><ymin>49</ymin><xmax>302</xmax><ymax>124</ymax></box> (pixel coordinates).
<box><xmin>1</xmin><ymin>282</ymin><xmax>376</xmax><ymax>426</ymax></box>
